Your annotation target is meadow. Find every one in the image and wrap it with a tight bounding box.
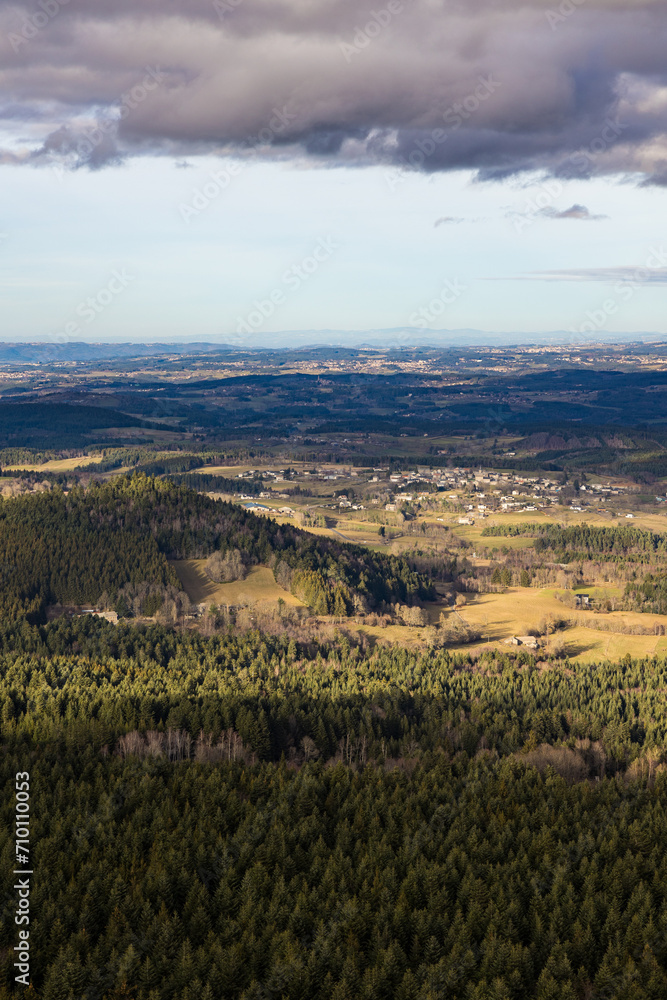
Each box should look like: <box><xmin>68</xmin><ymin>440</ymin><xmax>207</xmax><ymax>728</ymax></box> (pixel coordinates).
<box><xmin>171</xmin><ymin>560</ymin><xmax>305</xmax><ymax>608</ymax></box>
<box><xmin>454</xmin><ymin>586</ymin><xmax>667</xmax><ymax>662</ymax></box>
<box><xmin>4</xmin><ymin>454</ymin><xmax>105</xmax><ymax>471</ymax></box>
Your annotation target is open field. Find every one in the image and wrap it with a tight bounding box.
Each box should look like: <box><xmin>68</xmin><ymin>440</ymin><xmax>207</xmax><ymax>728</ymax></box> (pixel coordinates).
<box><xmin>450</xmin><ymin>525</ymin><xmax>536</xmax><ymax>550</ymax></box>
<box><xmin>457</xmin><ymin>623</ymin><xmax>667</xmax><ymax>664</ymax></box>
<box><xmin>192</xmin><ymin>461</ymin><xmax>314</xmax><ymax>476</ymax></box>
<box><xmin>294</xmin><ymin>522</ymin><xmax>434</xmax><ymax>552</ymax></box>
<box><xmin>454</xmin><ymin>586</ymin><xmax>667</xmax><ymax>663</ymax></box>
<box><xmin>540</xmin><ymin>508</ymin><xmax>667</xmax><ymax>530</ymax></box>
<box><xmin>217</xmin><ymin>496</ymin><xmax>667</xmax><ymax>663</ymax></box>
<box><xmin>567</xmin><ymin>584</ymin><xmax>624</xmax><ymax>599</ymax></box>
<box><xmin>171</xmin><ymin>560</ymin><xmax>304</xmax><ymax>608</ymax></box>
<box><xmin>243</xmin><ymin>497</ymin><xmax>667</xmax><ymax>545</ymax></box>
<box><xmin>194</xmin><ymin>465</ymin><xmax>262</xmax><ymax>476</ymax></box>
<box><xmin>449</xmin><ymin>506</ymin><xmax>667</xmax><ymax>547</ymax></box>
<box><xmin>5</xmin><ymin>455</ymin><xmax>105</xmax><ymax>471</ymax></box>
<box><xmin>348</xmin><ymin>621</ymin><xmax>434</xmax><ymax>648</ymax></box>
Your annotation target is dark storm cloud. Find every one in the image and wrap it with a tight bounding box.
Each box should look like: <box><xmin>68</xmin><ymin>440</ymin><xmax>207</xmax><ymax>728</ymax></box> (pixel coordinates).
<box><xmin>1</xmin><ymin>0</ymin><xmax>667</xmax><ymax>180</ymax></box>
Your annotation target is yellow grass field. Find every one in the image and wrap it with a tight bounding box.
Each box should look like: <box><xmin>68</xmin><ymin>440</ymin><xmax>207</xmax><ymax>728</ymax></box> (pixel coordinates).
<box><xmin>348</xmin><ymin>621</ymin><xmax>431</xmax><ymax>648</ymax></box>
<box><xmin>5</xmin><ymin>455</ymin><xmax>105</xmax><ymax>472</ymax></box>
<box><xmin>449</xmin><ymin>506</ymin><xmax>667</xmax><ymax>548</ymax></box>
<box><xmin>191</xmin><ymin>461</ymin><xmax>313</xmax><ymax>477</ymax></box>
<box><xmin>192</xmin><ymin>465</ymin><xmax>258</xmax><ymax>477</ymax></box>
<box><xmin>539</xmin><ymin>508</ymin><xmax>667</xmax><ymax>531</ymax></box>
<box><xmin>450</xmin><ymin>525</ymin><xmax>536</xmax><ymax>550</ymax></box>
<box><xmin>171</xmin><ymin>560</ymin><xmax>304</xmax><ymax>608</ymax></box>
<box><xmin>454</xmin><ymin>586</ymin><xmax>667</xmax><ymax>662</ymax></box>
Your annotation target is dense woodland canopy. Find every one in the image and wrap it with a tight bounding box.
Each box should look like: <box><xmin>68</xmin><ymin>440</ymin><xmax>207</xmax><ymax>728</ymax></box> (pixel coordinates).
<box><xmin>1</xmin><ymin>618</ymin><xmax>666</xmax><ymax>769</ymax></box>
<box><xmin>0</xmin><ymin>403</ymin><xmax>157</xmax><ymax>450</ymax></box>
<box><xmin>4</xmin><ymin>750</ymin><xmax>667</xmax><ymax>1000</ymax></box>
<box><xmin>2</xmin><ymin>619</ymin><xmax>667</xmax><ymax>998</ymax></box>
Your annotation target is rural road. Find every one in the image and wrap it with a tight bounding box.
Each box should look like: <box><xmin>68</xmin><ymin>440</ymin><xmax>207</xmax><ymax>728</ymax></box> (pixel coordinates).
<box><xmin>330</xmin><ymin>527</ymin><xmax>354</xmax><ymax>543</ymax></box>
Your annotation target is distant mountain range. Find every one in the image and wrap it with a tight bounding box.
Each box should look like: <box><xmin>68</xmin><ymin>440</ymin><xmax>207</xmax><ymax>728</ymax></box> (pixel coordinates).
<box><xmin>259</xmin><ymin>329</ymin><xmax>667</xmax><ymax>350</ymax></box>
<box><xmin>1</xmin><ymin>329</ymin><xmax>666</xmax><ymax>365</ymax></box>
<box><xmin>0</xmin><ymin>342</ymin><xmax>230</xmax><ymax>365</ymax></box>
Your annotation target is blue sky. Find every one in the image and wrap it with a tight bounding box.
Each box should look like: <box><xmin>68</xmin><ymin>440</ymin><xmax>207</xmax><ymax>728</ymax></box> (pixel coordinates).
<box><xmin>2</xmin><ymin>155</ymin><xmax>667</xmax><ymax>344</ymax></box>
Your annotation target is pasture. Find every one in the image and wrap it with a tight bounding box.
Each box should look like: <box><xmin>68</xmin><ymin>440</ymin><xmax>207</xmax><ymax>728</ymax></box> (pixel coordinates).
<box><xmin>171</xmin><ymin>560</ymin><xmax>304</xmax><ymax>608</ymax></box>
<box><xmin>5</xmin><ymin>455</ymin><xmax>105</xmax><ymax>471</ymax></box>
<box><xmin>454</xmin><ymin>586</ymin><xmax>667</xmax><ymax>663</ymax></box>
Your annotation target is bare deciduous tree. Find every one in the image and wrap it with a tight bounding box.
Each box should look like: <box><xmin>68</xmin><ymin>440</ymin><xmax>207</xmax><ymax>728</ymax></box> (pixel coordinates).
<box><xmin>205</xmin><ymin>548</ymin><xmax>247</xmax><ymax>583</ymax></box>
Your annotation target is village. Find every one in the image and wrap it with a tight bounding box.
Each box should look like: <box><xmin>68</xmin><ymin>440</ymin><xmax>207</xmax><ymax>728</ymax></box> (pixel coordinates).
<box><xmin>224</xmin><ymin>462</ymin><xmax>640</xmax><ymax>524</ymax></box>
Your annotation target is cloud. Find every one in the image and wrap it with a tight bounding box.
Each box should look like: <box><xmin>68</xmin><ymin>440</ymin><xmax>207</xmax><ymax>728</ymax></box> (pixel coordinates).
<box><xmin>1</xmin><ymin>0</ymin><xmax>667</xmax><ymax>180</ymax></box>
<box><xmin>504</xmin><ymin>260</ymin><xmax>667</xmax><ymax>283</ymax></box>
<box><xmin>537</xmin><ymin>204</ymin><xmax>607</xmax><ymax>220</ymax></box>
<box><xmin>29</xmin><ymin>122</ymin><xmax>124</xmax><ymax>170</ymax></box>
<box><xmin>434</xmin><ymin>216</ymin><xmax>464</xmax><ymax>226</ymax></box>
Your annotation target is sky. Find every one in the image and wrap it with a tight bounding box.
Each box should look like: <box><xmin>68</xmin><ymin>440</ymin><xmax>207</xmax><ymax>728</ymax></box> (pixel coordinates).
<box><xmin>1</xmin><ymin>0</ymin><xmax>667</xmax><ymax>346</ymax></box>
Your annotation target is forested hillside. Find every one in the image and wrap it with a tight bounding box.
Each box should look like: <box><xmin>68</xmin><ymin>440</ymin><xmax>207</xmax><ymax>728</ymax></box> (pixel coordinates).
<box><xmin>2</xmin><ymin>620</ymin><xmax>667</xmax><ymax>999</ymax></box>
<box><xmin>0</xmin><ymin>476</ymin><xmax>433</xmax><ymax>621</ymax></box>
